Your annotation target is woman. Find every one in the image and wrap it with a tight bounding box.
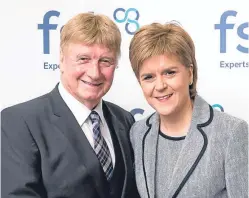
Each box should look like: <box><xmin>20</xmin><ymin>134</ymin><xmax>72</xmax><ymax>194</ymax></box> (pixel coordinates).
<box><xmin>129</xmin><ymin>22</ymin><xmax>248</xmax><ymax>198</ymax></box>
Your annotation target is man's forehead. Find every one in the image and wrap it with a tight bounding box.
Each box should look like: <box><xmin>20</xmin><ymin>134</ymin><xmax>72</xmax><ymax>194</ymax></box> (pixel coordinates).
<box><xmin>66</xmin><ymin>43</ymin><xmax>115</xmax><ymax>56</ymax></box>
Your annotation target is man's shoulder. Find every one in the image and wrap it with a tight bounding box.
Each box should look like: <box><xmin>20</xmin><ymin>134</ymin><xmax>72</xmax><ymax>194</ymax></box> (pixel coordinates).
<box><xmin>1</xmin><ymin>92</ymin><xmax>51</xmax><ymax>119</ymax></box>
<box><xmin>104</xmin><ymin>101</ymin><xmax>131</xmax><ymax>116</ymax></box>
<box><xmin>103</xmin><ymin>101</ymin><xmax>135</xmax><ymax>125</ymax></box>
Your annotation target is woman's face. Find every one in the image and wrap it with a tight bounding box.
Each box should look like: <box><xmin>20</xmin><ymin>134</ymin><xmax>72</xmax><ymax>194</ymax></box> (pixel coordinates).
<box><xmin>139</xmin><ymin>54</ymin><xmax>193</xmax><ymax>117</ymax></box>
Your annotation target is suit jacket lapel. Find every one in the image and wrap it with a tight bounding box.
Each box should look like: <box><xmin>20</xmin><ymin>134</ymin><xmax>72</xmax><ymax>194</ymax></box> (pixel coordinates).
<box><xmin>142</xmin><ymin>113</ymin><xmax>159</xmax><ymax>198</ymax></box>
<box><xmin>167</xmin><ymin>122</ymin><xmax>206</xmax><ymax>197</ymax></box>
<box><xmin>102</xmin><ymin>102</ymin><xmax>133</xmax><ymax>198</ymax></box>
<box><xmin>168</xmin><ymin>96</ymin><xmax>212</xmax><ymax>198</ymax></box>
<box><xmin>49</xmin><ymin>85</ymin><xmax>109</xmax><ymax>198</ymax></box>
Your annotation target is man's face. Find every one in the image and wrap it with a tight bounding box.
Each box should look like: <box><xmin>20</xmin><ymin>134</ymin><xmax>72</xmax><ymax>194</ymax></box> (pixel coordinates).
<box><xmin>60</xmin><ymin>43</ymin><xmax>117</xmax><ymax>109</ymax></box>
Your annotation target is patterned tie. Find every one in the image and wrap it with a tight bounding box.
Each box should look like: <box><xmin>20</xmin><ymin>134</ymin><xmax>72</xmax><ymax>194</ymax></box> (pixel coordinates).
<box><xmin>89</xmin><ymin>111</ymin><xmax>113</xmax><ymax>181</ymax></box>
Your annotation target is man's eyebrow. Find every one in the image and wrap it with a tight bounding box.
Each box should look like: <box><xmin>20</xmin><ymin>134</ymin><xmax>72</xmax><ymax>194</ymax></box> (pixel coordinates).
<box><xmin>99</xmin><ymin>56</ymin><xmax>115</xmax><ymax>60</ymax></box>
<box><xmin>76</xmin><ymin>53</ymin><xmax>89</xmax><ymax>58</ymax></box>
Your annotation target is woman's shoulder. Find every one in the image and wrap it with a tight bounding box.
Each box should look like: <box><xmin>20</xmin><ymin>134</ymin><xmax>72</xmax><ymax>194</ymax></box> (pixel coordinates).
<box><xmin>131</xmin><ymin>116</ymin><xmax>150</xmax><ymax>131</ymax></box>
<box><xmin>213</xmin><ymin>109</ymin><xmax>247</xmax><ymax>125</ymax></box>
<box><xmin>132</xmin><ymin>112</ymin><xmax>156</xmax><ymax>128</ymax></box>
<box><xmin>130</xmin><ymin>112</ymin><xmax>157</xmax><ymax>136</ymax></box>
<box><xmin>212</xmin><ymin>109</ymin><xmax>248</xmax><ymax>135</ymax></box>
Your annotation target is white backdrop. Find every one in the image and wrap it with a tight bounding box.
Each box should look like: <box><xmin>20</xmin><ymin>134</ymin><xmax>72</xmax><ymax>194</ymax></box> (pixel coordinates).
<box><xmin>1</xmin><ymin>0</ymin><xmax>248</xmax><ymax>123</ymax></box>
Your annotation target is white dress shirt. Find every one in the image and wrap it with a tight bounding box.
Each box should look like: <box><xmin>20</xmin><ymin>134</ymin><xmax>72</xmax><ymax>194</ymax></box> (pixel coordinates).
<box><xmin>58</xmin><ymin>83</ymin><xmax>115</xmax><ymax>167</ymax></box>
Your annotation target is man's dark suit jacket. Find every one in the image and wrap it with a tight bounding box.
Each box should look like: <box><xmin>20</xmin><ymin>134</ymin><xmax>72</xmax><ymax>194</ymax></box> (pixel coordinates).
<box><xmin>1</xmin><ymin>85</ymin><xmax>139</xmax><ymax>198</ymax></box>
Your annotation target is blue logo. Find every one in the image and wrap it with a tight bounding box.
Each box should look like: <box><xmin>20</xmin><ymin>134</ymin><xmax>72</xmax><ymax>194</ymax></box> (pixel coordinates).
<box><xmin>38</xmin><ymin>10</ymin><xmax>61</xmax><ymax>54</ymax></box>
<box><xmin>113</xmin><ymin>8</ymin><xmax>140</xmax><ymax>35</ymax></box>
<box><xmin>215</xmin><ymin>10</ymin><xmax>249</xmax><ymax>53</ymax></box>
<box><xmin>212</xmin><ymin>104</ymin><xmax>224</xmax><ymax>112</ymax></box>
<box><xmin>130</xmin><ymin>104</ymin><xmax>224</xmax><ymax>120</ymax></box>
<box><xmin>130</xmin><ymin>108</ymin><xmax>144</xmax><ymax>117</ymax></box>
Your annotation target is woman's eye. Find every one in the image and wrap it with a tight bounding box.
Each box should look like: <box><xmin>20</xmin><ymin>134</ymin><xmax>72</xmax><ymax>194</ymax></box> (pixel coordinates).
<box><xmin>143</xmin><ymin>75</ymin><xmax>153</xmax><ymax>80</ymax></box>
<box><xmin>165</xmin><ymin>71</ymin><xmax>176</xmax><ymax>76</ymax></box>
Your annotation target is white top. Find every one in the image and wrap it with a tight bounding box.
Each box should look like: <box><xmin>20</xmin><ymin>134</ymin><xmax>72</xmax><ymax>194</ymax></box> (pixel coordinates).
<box><xmin>58</xmin><ymin>83</ymin><xmax>115</xmax><ymax>167</ymax></box>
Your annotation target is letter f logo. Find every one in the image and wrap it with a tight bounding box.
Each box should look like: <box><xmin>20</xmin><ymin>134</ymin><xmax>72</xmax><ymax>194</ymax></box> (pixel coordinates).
<box><xmin>38</xmin><ymin>10</ymin><xmax>60</xmax><ymax>54</ymax></box>
<box><xmin>215</xmin><ymin>10</ymin><xmax>237</xmax><ymax>53</ymax></box>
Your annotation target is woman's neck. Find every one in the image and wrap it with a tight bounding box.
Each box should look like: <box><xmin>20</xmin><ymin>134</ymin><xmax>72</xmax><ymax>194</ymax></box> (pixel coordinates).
<box><xmin>160</xmin><ymin>98</ymin><xmax>193</xmax><ymax>137</ymax></box>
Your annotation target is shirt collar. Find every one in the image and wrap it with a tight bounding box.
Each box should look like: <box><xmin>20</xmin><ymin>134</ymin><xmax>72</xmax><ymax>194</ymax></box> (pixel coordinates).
<box><xmin>58</xmin><ymin>82</ymin><xmax>104</xmax><ymax>126</ymax></box>
<box><xmin>92</xmin><ymin>100</ymin><xmax>104</xmax><ymax>124</ymax></box>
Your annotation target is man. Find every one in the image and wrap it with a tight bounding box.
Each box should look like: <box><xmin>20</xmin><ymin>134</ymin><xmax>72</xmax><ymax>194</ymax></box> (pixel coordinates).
<box><xmin>1</xmin><ymin>12</ymin><xmax>139</xmax><ymax>198</ymax></box>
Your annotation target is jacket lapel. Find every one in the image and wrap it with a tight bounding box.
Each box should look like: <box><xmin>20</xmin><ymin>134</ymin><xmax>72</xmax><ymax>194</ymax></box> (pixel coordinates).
<box><xmin>49</xmin><ymin>85</ymin><xmax>109</xmax><ymax>198</ymax></box>
<box><xmin>142</xmin><ymin>113</ymin><xmax>159</xmax><ymax>198</ymax></box>
<box><xmin>168</xmin><ymin>96</ymin><xmax>213</xmax><ymax>198</ymax></box>
<box><xmin>102</xmin><ymin>102</ymin><xmax>133</xmax><ymax>198</ymax></box>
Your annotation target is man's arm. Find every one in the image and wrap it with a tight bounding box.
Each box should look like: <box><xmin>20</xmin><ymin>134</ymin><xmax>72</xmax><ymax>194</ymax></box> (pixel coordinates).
<box><xmin>1</xmin><ymin>109</ymin><xmax>46</xmax><ymax>198</ymax></box>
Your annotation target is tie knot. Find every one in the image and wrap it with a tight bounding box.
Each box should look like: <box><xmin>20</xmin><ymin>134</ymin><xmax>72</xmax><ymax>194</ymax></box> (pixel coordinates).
<box><xmin>89</xmin><ymin>111</ymin><xmax>100</xmax><ymax>124</ymax></box>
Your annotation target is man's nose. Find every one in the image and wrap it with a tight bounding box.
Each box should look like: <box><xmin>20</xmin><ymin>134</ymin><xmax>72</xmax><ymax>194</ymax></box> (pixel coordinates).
<box><xmin>87</xmin><ymin>61</ymin><xmax>101</xmax><ymax>80</ymax></box>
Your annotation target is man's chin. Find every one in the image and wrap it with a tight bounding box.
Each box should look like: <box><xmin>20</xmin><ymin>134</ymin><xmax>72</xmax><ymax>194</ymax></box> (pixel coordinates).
<box><xmin>79</xmin><ymin>95</ymin><xmax>102</xmax><ymax>106</ymax></box>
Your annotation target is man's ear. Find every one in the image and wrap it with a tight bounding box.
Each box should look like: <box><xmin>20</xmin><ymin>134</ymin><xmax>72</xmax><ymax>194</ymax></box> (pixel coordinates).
<box><xmin>60</xmin><ymin>49</ymin><xmax>64</xmax><ymax>73</ymax></box>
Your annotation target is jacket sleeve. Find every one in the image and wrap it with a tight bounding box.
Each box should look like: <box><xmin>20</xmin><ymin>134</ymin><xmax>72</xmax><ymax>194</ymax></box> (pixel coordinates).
<box><xmin>225</xmin><ymin>120</ymin><xmax>248</xmax><ymax>198</ymax></box>
<box><xmin>1</xmin><ymin>109</ymin><xmax>46</xmax><ymax>198</ymax></box>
